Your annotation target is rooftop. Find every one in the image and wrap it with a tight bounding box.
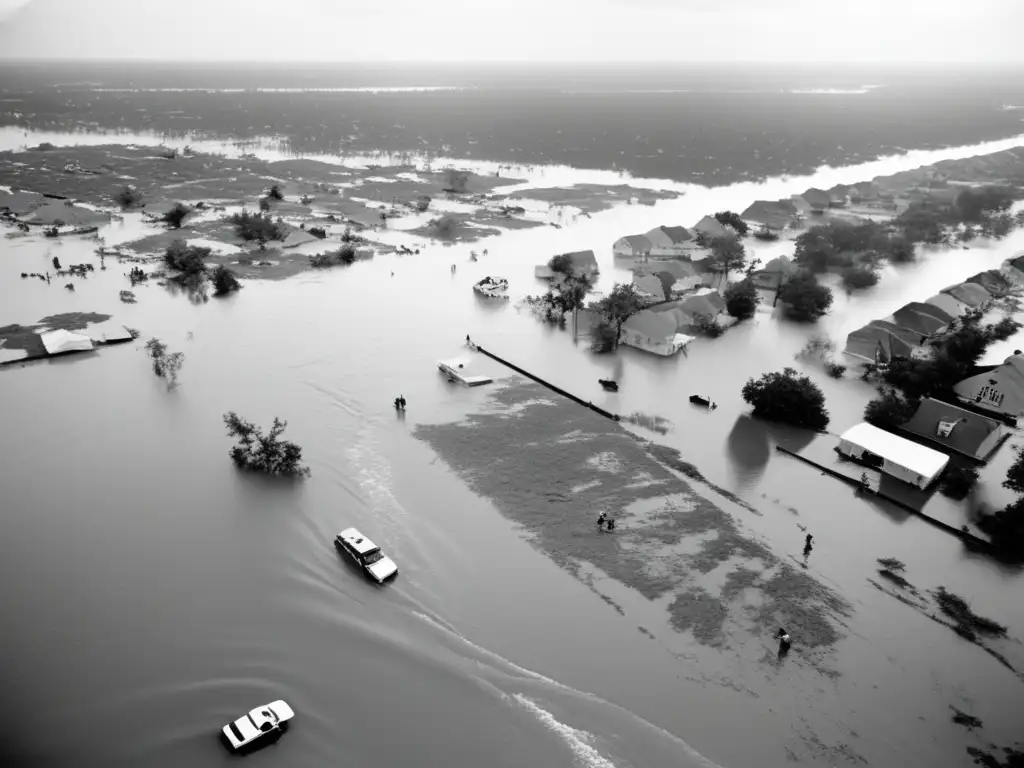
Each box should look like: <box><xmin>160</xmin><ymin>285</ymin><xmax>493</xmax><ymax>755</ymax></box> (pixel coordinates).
<box><xmin>840</xmin><ymin>422</ymin><xmax>949</xmax><ymax>478</ymax></box>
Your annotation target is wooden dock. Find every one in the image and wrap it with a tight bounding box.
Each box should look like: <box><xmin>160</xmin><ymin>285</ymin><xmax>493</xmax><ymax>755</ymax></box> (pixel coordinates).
<box><xmin>474</xmin><ymin>345</ymin><xmax>620</xmax><ymax>422</ymax></box>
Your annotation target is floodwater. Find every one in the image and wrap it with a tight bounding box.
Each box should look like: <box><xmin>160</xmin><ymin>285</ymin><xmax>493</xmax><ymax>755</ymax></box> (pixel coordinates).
<box><xmin>3</xmin><ymin>129</ymin><xmax>1024</xmax><ymax>768</ymax></box>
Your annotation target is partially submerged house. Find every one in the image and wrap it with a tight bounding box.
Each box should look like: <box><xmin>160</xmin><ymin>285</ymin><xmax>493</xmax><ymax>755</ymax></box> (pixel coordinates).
<box><xmin>751</xmin><ymin>255</ymin><xmax>797</xmax><ymax>290</ymax></box>
<box><xmin>953</xmin><ymin>352</ymin><xmax>1024</xmax><ymax>418</ymax></box>
<box><xmin>901</xmin><ymin>398</ymin><xmax>1005</xmax><ymax>462</ymax></box>
<box><xmin>692</xmin><ymin>215</ymin><xmax>731</xmax><ymax>240</ymax></box>
<box><xmin>844</xmin><ymin>324</ymin><xmax>915</xmax><ymax>364</ymax></box>
<box><xmin>800</xmin><ymin>188</ymin><xmax>832</xmax><ymax>211</ymax></box>
<box><xmin>636</xmin><ymin>260</ymin><xmax>706</xmax><ymax>293</ymax></box>
<box><xmin>632</xmin><ymin>270</ymin><xmax>678</xmax><ymax>303</ymax></box>
<box><xmin>741</xmin><ymin>200</ymin><xmax>795</xmax><ymax>231</ymax></box>
<box><xmin>941</xmin><ymin>282</ymin><xmax>992</xmax><ymax>311</ymax></box>
<box><xmin>544</xmin><ymin>249</ymin><xmax>599</xmax><ymax>278</ymax></box>
<box><xmin>613</xmin><ymin>234</ymin><xmax>653</xmax><ymax>257</ymax></box>
<box><xmin>643</xmin><ymin>225</ymin><xmax>694</xmax><ymax>256</ymax></box>
<box><xmin>890</xmin><ymin>301</ymin><xmax>953</xmax><ymax>336</ymax></box>
<box><xmin>1000</xmin><ymin>254</ymin><xmax>1024</xmax><ymax>285</ymax></box>
<box><xmin>281</xmin><ymin>228</ymin><xmax>320</xmax><ymax>249</ymax></box>
<box><xmin>837</xmin><ymin>422</ymin><xmax>949</xmax><ymax>490</ymax></box>
<box><xmin>965</xmin><ymin>270</ymin><xmax>1010</xmax><ymax>297</ymax></box>
<box><xmin>619</xmin><ymin>310</ymin><xmax>695</xmax><ymax>356</ymax></box>
<box><xmin>924</xmin><ymin>292</ymin><xmax>969</xmax><ymax>318</ymax></box>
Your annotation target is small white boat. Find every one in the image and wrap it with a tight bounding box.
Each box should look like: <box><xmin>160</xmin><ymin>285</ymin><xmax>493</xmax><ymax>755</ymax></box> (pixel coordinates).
<box><xmin>438</xmin><ymin>357</ymin><xmax>492</xmax><ymax>386</ymax></box>
<box><xmin>221</xmin><ymin>700</ymin><xmax>295</xmax><ymax>752</ymax></box>
<box><xmin>473</xmin><ymin>276</ymin><xmax>509</xmax><ymax>299</ymax></box>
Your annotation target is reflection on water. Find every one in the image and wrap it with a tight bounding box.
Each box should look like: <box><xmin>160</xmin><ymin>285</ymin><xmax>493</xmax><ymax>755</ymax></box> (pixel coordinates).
<box><xmin>725</xmin><ymin>414</ymin><xmax>771</xmax><ymax>490</ymax></box>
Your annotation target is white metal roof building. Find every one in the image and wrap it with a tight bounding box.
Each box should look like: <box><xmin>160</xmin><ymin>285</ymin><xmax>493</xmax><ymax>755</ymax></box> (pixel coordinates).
<box><xmin>837</xmin><ymin>422</ymin><xmax>949</xmax><ymax>490</ymax></box>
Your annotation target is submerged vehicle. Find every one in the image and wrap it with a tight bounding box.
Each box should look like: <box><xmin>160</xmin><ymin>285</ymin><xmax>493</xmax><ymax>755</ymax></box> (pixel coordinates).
<box><xmin>689</xmin><ymin>394</ymin><xmax>716</xmax><ymax>408</ymax></box>
<box><xmin>221</xmin><ymin>700</ymin><xmax>295</xmax><ymax>753</ymax></box>
<box><xmin>473</xmin><ymin>276</ymin><xmax>509</xmax><ymax>299</ymax></box>
<box><xmin>335</xmin><ymin>527</ymin><xmax>399</xmax><ymax>583</ymax></box>
<box><xmin>598</xmin><ymin>379</ymin><xmax>619</xmax><ymax>392</ymax></box>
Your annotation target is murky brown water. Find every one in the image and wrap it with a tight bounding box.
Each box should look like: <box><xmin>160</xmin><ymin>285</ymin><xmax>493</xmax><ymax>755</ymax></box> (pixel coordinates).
<box><xmin>3</xmin><ymin>130</ymin><xmax>1024</xmax><ymax>768</ymax></box>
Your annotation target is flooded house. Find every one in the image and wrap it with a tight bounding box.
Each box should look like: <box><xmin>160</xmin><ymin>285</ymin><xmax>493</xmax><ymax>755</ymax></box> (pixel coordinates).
<box><xmin>636</xmin><ymin>260</ymin><xmax>707</xmax><ymax>292</ymax></box>
<box><xmin>953</xmin><ymin>352</ymin><xmax>1024</xmax><ymax>419</ymax></box>
<box><xmin>941</xmin><ymin>282</ymin><xmax>992</xmax><ymax>311</ymax></box>
<box><xmin>613</xmin><ymin>234</ymin><xmax>653</xmax><ymax>258</ymax></box>
<box><xmin>924</xmin><ymin>292</ymin><xmax>970</xmax><ymax>318</ymax></box>
<box><xmin>691</xmin><ymin>215</ymin><xmax>731</xmax><ymax>240</ymax></box>
<box><xmin>540</xmin><ymin>249</ymin><xmax>600</xmax><ymax>279</ymax></box>
<box><xmin>633</xmin><ymin>271</ymin><xmax>678</xmax><ymax>303</ymax></box>
<box><xmin>844</xmin><ymin>323</ymin><xmax>919</xmax><ymax>364</ymax></box>
<box><xmin>618</xmin><ymin>309</ymin><xmax>695</xmax><ymax>356</ymax></box>
<box><xmin>837</xmin><ymin>423</ymin><xmax>949</xmax><ymax>490</ymax></box>
<box><xmin>999</xmin><ymin>254</ymin><xmax>1024</xmax><ymax>285</ymax></box>
<box><xmin>741</xmin><ymin>200</ymin><xmax>796</xmax><ymax>231</ymax></box>
<box><xmin>900</xmin><ymin>398</ymin><xmax>1005</xmax><ymax>462</ymax></box>
<box><xmin>890</xmin><ymin>302</ymin><xmax>953</xmax><ymax>335</ymax></box>
<box><xmin>643</xmin><ymin>225</ymin><xmax>695</xmax><ymax>256</ymax></box>
<box><xmin>965</xmin><ymin>269</ymin><xmax>1011</xmax><ymax>297</ymax></box>
<box><xmin>799</xmin><ymin>188</ymin><xmax>831</xmax><ymax>211</ymax></box>
<box><xmin>751</xmin><ymin>255</ymin><xmax>797</xmax><ymax>290</ymax></box>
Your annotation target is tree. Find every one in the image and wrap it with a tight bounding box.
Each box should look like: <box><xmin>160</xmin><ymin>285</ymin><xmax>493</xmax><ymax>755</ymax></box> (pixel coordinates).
<box><xmin>229</xmin><ymin>210</ymin><xmax>287</xmax><ymax>242</ymax></box>
<box><xmin>978</xmin><ymin>497</ymin><xmax>1024</xmax><ymax>555</ymax></box>
<box><xmin>887</xmin><ymin>235</ymin><xmax>916</xmax><ymax>264</ymax></box>
<box><xmin>864</xmin><ymin>386</ymin><xmax>918</xmax><ymax>430</ymax></box>
<box><xmin>1003</xmin><ymin>446</ymin><xmax>1024</xmax><ymax>495</ymax></box>
<box><xmin>708</xmin><ymin>233</ymin><xmax>746</xmax><ymax>284</ymax></box>
<box><xmin>428</xmin><ymin>214</ymin><xmax>459</xmax><ymax>239</ymax></box>
<box><xmin>162</xmin><ymin>202</ymin><xmax>190</xmax><ymax>229</ymax></box>
<box><xmin>590</xmin><ymin>319</ymin><xmax>619</xmax><ymax>353</ymax></box>
<box><xmin>588</xmin><ymin>283</ymin><xmax>644</xmax><ymax>349</ymax></box>
<box><xmin>714</xmin><ymin>210</ymin><xmax>749</xmax><ymax>236</ymax></box>
<box><xmin>548</xmin><ymin>253</ymin><xmax>574</xmax><ymax>276</ymax></box>
<box><xmin>211</xmin><ymin>265</ymin><xmax>241</xmax><ymax>295</ymax></box>
<box><xmin>724</xmin><ymin>278</ymin><xmax>760</xmax><ymax>320</ymax></box>
<box><xmin>777</xmin><ymin>272</ymin><xmax>834</xmax><ymax>321</ymax></box>
<box><xmin>308</xmin><ymin>226</ymin><xmax>327</xmax><ymax>239</ymax></box>
<box><xmin>115</xmin><ymin>185</ymin><xmax>143</xmax><ymax>208</ymax></box>
<box><xmin>841</xmin><ymin>266</ymin><xmax>879</xmax><ymax>291</ymax></box>
<box><xmin>144</xmin><ymin>338</ymin><xmax>184</xmax><ymax>388</ymax></box>
<box><xmin>741</xmin><ymin>367</ymin><xmax>830</xmax><ymax>431</ymax></box>
<box><xmin>267</xmin><ymin>184</ymin><xmax>284</xmax><ymax>201</ymax></box>
<box><xmin>557</xmin><ymin>274</ymin><xmax>592</xmax><ymax>339</ymax></box>
<box><xmin>258</xmin><ymin>197</ymin><xmax>271</xmax><ymax>213</ymax></box>
<box><xmin>338</xmin><ymin>244</ymin><xmax>357</xmax><ymax>264</ymax></box>
<box><xmin>164</xmin><ymin>240</ymin><xmax>209</xmax><ymax>275</ymax></box>
<box><xmin>223</xmin><ymin>412</ymin><xmax>310</xmax><ymax>478</ymax></box>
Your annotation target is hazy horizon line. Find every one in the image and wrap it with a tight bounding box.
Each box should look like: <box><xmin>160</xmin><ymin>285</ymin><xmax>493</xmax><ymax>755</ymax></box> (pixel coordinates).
<box><xmin>1</xmin><ymin>59</ymin><xmax>1023</xmax><ymax>68</ymax></box>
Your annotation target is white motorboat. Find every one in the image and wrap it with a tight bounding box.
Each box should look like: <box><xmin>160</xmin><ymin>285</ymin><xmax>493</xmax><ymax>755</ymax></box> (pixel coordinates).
<box><xmin>221</xmin><ymin>700</ymin><xmax>295</xmax><ymax>752</ymax></box>
<box><xmin>473</xmin><ymin>276</ymin><xmax>509</xmax><ymax>299</ymax></box>
<box><xmin>438</xmin><ymin>357</ymin><xmax>493</xmax><ymax>386</ymax></box>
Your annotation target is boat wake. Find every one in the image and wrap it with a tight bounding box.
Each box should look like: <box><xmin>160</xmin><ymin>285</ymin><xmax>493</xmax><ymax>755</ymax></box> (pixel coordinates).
<box><xmin>411</xmin><ymin>610</ymin><xmax>725</xmax><ymax>768</ymax></box>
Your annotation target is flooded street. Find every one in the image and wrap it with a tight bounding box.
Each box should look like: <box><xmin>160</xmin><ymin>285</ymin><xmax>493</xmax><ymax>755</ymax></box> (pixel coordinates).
<box><xmin>3</xmin><ymin>130</ymin><xmax>1024</xmax><ymax>768</ymax></box>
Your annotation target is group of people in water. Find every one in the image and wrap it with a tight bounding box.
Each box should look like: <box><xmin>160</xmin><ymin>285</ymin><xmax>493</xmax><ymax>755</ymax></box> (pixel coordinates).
<box><xmin>393</xmin><ymin>395</ymin><xmax>407</xmax><ymax>412</ymax></box>
<box><xmin>596</xmin><ymin>512</ymin><xmax>616</xmax><ymax>532</ymax></box>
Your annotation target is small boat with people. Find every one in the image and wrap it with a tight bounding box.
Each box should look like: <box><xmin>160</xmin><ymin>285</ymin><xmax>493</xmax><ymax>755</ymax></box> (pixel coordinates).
<box><xmin>689</xmin><ymin>394</ymin><xmax>717</xmax><ymax>409</ymax></box>
<box><xmin>473</xmin><ymin>276</ymin><xmax>509</xmax><ymax>299</ymax></box>
<box><xmin>598</xmin><ymin>379</ymin><xmax>619</xmax><ymax>392</ymax></box>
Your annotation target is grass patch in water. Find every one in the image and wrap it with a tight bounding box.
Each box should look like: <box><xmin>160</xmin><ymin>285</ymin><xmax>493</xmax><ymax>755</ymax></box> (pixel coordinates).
<box><xmin>934</xmin><ymin>587</ymin><xmax>1007</xmax><ymax>638</ymax></box>
<box><xmin>415</xmin><ymin>379</ymin><xmax>849</xmax><ymax>649</ymax></box>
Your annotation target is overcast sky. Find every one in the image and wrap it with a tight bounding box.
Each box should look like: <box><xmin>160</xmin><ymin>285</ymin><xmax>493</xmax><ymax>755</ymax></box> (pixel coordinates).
<box><xmin>0</xmin><ymin>0</ymin><xmax>1021</xmax><ymax>63</ymax></box>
